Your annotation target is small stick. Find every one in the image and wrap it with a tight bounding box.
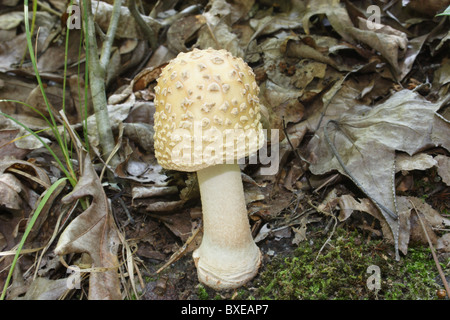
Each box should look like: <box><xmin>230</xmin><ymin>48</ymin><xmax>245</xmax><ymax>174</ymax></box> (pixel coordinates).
<box><xmin>410</xmin><ymin>200</ymin><xmax>450</xmax><ymax>298</ymax></box>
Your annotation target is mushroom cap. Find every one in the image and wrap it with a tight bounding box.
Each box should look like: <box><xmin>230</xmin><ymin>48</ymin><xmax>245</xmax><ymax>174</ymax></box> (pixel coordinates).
<box><xmin>153</xmin><ymin>48</ymin><xmax>264</xmax><ymax>172</ymax></box>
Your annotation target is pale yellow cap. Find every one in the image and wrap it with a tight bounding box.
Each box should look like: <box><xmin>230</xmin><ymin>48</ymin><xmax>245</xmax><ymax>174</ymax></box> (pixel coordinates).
<box><xmin>153</xmin><ymin>48</ymin><xmax>264</xmax><ymax>172</ymax></box>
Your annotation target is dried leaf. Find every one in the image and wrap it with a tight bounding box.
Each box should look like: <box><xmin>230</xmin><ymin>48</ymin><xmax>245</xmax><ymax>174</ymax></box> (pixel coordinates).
<box><xmin>86</xmin><ymin>98</ymin><xmax>133</xmax><ymax>149</ymax></box>
<box><xmin>348</xmin><ymin>17</ymin><xmax>408</xmax><ymax>76</ymax></box>
<box><xmin>132</xmin><ymin>186</ymin><xmax>178</xmax><ymax>200</ymax></box>
<box><xmin>249</xmin><ymin>1</ymin><xmax>305</xmax><ymax>36</ymax></box>
<box><xmin>89</xmin><ymin>0</ymin><xmax>160</xmax><ymax>40</ymax></box>
<box><xmin>122</xmin><ymin>123</ymin><xmax>154</xmax><ymax>153</ymax></box>
<box><xmin>15</xmin><ymin>277</ymin><xmax>68</xmax><ymax>300</ymax></box>
<box><xmin>435</xmin><ymin>155</ymin><xmax>450</xmax><ymax>186</ymax></box>
<box><xmin>0</xmin><ymin>129</ymin><xmax>32</xmax><ymax>160</ymax></box>
<box><xmin>0</xmin><ymin>12</ymin><xmax>24</xmax><ymax>30</ymax></box>
<box><xmin>437</xmin><ymin>233</ymin><xmax>450</xmax><ymax>252</ymax></box>
<box><xmin>302</xmin><ymin>0</ymin><xmax>354</xmax><ymax>43</ymax></box>
<box><xmin>196</xmin><ymin>0</ymin><xmax>243</xmax><ymax>57</ymax></box>
<box><xmin>397</xmin><ymin>196</ymin><xmax>450</xmax><ymax>254</ymax></box>
<box><xmin>395</xmin><ymin>153</ymin><xmax>437</xmax><ymax>172</ymax></box>
<box><xmin>55</xmin><ymin>154</ymin><xmax>121</xmax><ymax>300</ymax></box>
<box><xmin>332</xmin><ymin>194</ymin><xmax>449</xmax><ymax>255</ymax></box>
<box><xmin>0</xmin><ymin>33</ymin><xmax>26</xmax><ymax>72</ymax></box>
<box><xmin>0</xmin><ymin>173</ymin><xmax>23</xmax><ymax>211</ymax></box>
<box><xmin>167</xmin><ymin>15</ymin><xmax>206</xmax><ymax>53</ymax></box>
<box><xmin>307</xmin><ymin>90</ymin><xmax>450</xmax><ymax>258</ymax></box>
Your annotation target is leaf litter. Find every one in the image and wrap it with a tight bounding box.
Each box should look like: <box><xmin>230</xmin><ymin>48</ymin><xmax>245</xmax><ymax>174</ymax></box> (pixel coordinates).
<box><xmin>0</xmin><ymin>0</ymin><xmax>449</xmax><ymax>299</ymax></box>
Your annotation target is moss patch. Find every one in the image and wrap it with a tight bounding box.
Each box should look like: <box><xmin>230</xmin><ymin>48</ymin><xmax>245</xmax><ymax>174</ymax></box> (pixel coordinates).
<box><xmin>250</xmin><ymin>228</ymin><xmax>448</xmax><ymax>300</ymax></box>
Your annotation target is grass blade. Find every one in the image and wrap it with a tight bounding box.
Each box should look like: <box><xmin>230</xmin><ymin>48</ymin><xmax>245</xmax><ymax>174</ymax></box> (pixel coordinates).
<box><xmin>0</xmin><ymin>177</ymin><xmax>68</xmax><ymax>300</ymax></box>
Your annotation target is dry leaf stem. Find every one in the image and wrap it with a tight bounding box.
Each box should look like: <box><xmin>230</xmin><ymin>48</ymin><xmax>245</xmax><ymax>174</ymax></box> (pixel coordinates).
<box><xmin>411</xmin><ymin>200</ymin><xmax>450</xmax><ymax>298</ymax></box>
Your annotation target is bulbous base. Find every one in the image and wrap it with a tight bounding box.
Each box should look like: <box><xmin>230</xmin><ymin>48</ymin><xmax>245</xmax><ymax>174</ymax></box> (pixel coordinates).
<box><xmin>192</xmin><ymin>244</ymin><xmax>261</xmax><ymax>290</ymax></box>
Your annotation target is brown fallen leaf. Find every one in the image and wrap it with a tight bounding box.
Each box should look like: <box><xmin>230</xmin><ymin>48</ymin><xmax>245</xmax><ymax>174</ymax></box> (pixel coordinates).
<box><xmin>195</xmin><ymin>0</ymin><xmax>243</xmax><ymax>57</ymax></box>
<box><xmin>167</xmin><ymin>14</ymin><xmax>206</xmax><ymax>53</ymax></box>
<box><xmin>307</xmin><ymin>89</ymin><xmax>450</xmax><ymax>258</ymax></box>
<box><xmin>14</xmin><ymin>277</ymin><xmax>69</xmax><ymax>300</ymax></box>
<box><xmin>334</xmin><ymin>193</ymin><xmax>449</xmax><ymax>255</ymax></box>
<box><xmin>395</xmin><ymin>153</ymin><xmax>437</xmax><ymax>172</ymax></box>
<box><xmin>435</xmin><ymin>155</ymin><xmax>450</xmax><ymax>186</ymax></box>
<box><xmin>55</xmin><ymin>154</ymin><xmax>121</xmax><ymax>300</ymax></box>
<box><xmin>302</xmin><ymin>0</ymin><xmax>354</xmax><ymax>43</ymax></box>
<box><xmin>437</xmin><ymin>233</ymin><xmax>450</xmax><ymax>252</ymax></box>
<box><xmin>89</xmin><ymin>0</ymin><xmax>161</xmax><ymax>40</ymax></box>
<box><xmin>348</xmin><ymin>17</ymin><xmax>408</xmax><ymax>77</ymax></box>
<box><xmin>0</xmin><ymin>129</ymin><xmax>31</xmax><ymax>160</ymax></box>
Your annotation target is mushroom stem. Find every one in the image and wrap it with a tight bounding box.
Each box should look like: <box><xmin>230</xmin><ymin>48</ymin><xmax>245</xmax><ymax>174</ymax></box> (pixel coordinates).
<box><xmin>193</xmin><ymin>163</ymin><xmax>261</xmax><ymax>290</ymax></box>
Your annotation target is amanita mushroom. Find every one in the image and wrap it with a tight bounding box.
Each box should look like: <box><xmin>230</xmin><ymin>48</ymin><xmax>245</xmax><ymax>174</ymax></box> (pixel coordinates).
<box><xmin>153</xmin><ymin>48</ymin><xmax>265</xmax><ymax>290</ymax></box>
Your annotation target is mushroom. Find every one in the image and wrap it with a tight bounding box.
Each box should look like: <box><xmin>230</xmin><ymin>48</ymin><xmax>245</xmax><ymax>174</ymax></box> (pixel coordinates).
<box><xmin>153</xmin><ymin>48</ymin><xmax>265</xmax><ymax>289</ymax></box>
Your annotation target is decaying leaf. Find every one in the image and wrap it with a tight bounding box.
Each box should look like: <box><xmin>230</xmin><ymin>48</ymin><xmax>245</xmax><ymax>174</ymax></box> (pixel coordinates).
<box><xmin>55</xmin><ymin>154</ymin><xmax>121</xmax><ymax>300</ymax></box>
<box><xmin>307</xmin><ymin>90</ymin><xmax>450</xmax><ymax>258</ymax></box>
<box><xmin>14</xmin><ymin>277</ymin><xmax>69</xmax><ymax>300</ymax></box>
<box><xmin>325</xmin><ymin>193</ymin><xmax>449</xmax><ymax>255</ymax></box>
<box><xmin>435</xmin><ymin>155</ymin><xmax>450</xmax><ymax>186</ymax></box>
<box><xmin>87</xmin><ymin>0</ymin><xmax>161</xmax><ymax>40</ymax></box>
<box><xmin>395</xmin><ymin>153</ymin><xmax>437</xmax><ymax>172</ymax></box>
<box><xmin>167</xmin><ymin>15</ymin><xmax>206</xmax><ymax>53</ymax></box>
<box><xmin>302</xmin><ymin>0</ymin><xmax>354</xmax><ymax>43</ymax></box>
<box><xmin>348</xmin><ymin>17</ymin><xmax>408</xmax><ymax>77</ymax></box>
<box><xmin>0</xmin><ymin>129</ymin><xmax>32</xmax><ymax>160</ymax></box>
<box><xmin>196</xmin><ymin>0</ymin><xmax>244</xmax><ymax>57</ymax></box>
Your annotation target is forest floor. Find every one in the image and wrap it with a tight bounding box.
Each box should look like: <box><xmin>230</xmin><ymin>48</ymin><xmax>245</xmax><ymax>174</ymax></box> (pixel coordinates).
<box><xmin>0</xmin><ymin>0</ymin><xmax>449</xmax><ymax>300</ymax></box>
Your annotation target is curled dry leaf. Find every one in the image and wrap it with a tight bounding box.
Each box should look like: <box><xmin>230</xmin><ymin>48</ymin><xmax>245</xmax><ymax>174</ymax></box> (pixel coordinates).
<box><xmin>349</xmin><ymin>17</ymin><xmax>408</xmax><ymax>76</ymax></box>
<box><xmin>397</xmin><ymin>196</ymin><xmax>450</xmax><ymax>254</ymax></box>
<box><xmin>54</xmin><ymin>154</ymin><xmax>121</xmax><ymax>300</ymax></box>
<box><xmin>302</xmin><ymin>0</ymin><xmax>354</xmax><ymax>43</ymax></box>
<box><xmin>0</xmin><ymin>173</ymin><xmax>22</xmax><ymax>211</ymax></box>
<box><xmin>0</xmin><ymin>159</ymin><xmax>51</xmax><ymax>249</ymax></box>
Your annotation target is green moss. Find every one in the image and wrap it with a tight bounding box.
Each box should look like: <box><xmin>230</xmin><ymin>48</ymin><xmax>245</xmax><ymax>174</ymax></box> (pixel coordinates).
<box><xmin>197</xmin><ymin>284</ymin><xmax>210</xmax><ymax>300</ymax></box>
<box><xmin>254</xmin><ymin>228</ymin><xmax>448</xmax><ymax>300</ymax></box>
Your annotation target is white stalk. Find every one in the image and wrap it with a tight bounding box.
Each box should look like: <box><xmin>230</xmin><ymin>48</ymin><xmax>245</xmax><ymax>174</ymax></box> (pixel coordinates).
<box><xmin>193</xmin><ymin>163</ymin><xmax>261</xmax><ymax>290</ymax></box>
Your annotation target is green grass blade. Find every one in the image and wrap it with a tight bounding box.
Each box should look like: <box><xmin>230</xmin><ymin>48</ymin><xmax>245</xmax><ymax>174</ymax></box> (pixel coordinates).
<box><xmin>0</xmin><ymin>111</ymin><xmax>77</xmax><ymax>186</ymax></box>
<box><xmin>0</xmin><ymin>177</ymin><xmax>68</xmax><ymax>300</ymax></box>
<box><xmin>23</xmin><ymin>0</ymin><xmax>76</xmax><ymax>177</ymax></box>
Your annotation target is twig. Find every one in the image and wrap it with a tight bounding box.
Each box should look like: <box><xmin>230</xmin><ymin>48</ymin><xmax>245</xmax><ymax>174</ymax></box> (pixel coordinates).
<box><xmin>410</xmin><ymin>200</ymin><xmax>450</xmax><ymax>298</ymax></box>
<box><xmin>307</xmin><ymin>199</ymin><xmax>338</xmax><ymax>261</ymax></box>
<box><xmin>282</xmin><ymin>117</ymin><xmax>312</xmax><ymax>190</ymax></box>
<box><xmin>36</xmin><ymin>0</ymin><xmax>61</xmax><ymax>16</ymax></box>
<box><xmin>128</xmin><ymin>0</ymin><xmax>157</xmax><ymax>50</ymax></box>
<box><xmin>100</xmin><ymin>0</ymin><xmax>122</xmax><ymax>71</ymax></box>
<box><xmin>156</xmin><ymin>225</ymin><xmax>202</xmax><ymax>274</ymax></box>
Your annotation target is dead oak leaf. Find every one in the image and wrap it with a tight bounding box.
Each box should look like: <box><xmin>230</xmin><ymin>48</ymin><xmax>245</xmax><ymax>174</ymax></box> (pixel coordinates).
<box><xmin>54</xmin><ymin>154</ymin><xmax>121</xmax><ymax>300</ymax></box>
